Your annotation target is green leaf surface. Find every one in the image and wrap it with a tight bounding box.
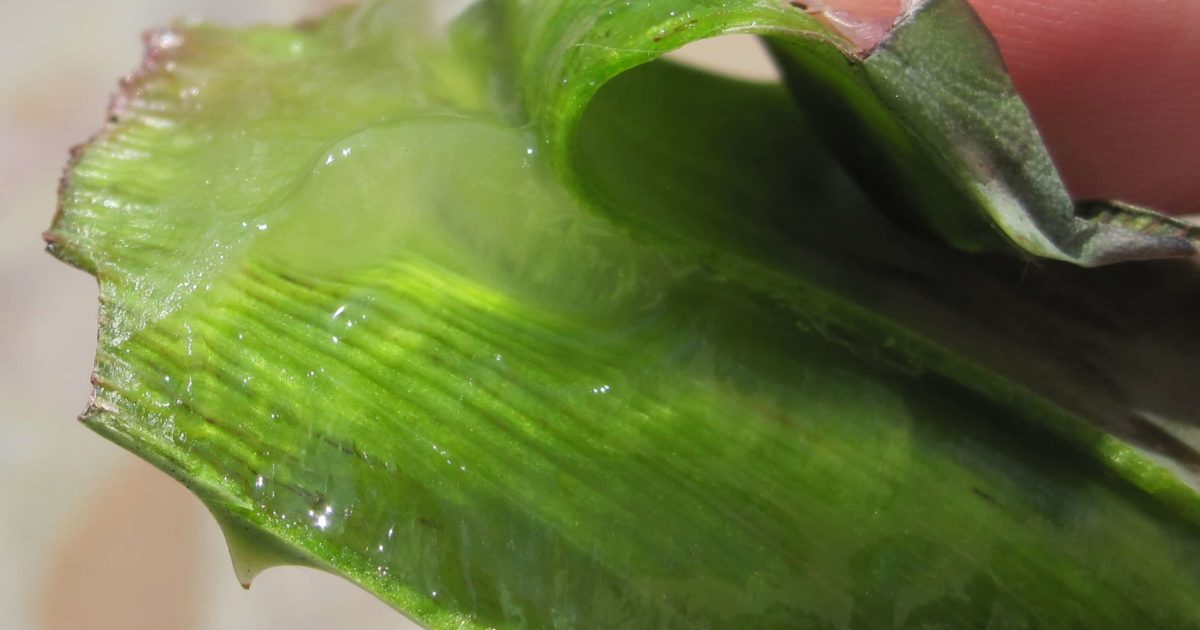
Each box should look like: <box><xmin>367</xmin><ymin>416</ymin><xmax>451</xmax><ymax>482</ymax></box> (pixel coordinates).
<box><xmin>46</xmin><ymin>0</ymin><xmax>1200</xmax><ymax>627</ymax></box>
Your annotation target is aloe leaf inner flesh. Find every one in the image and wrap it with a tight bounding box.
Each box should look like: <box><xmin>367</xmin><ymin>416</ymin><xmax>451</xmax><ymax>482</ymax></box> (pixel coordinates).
<box><xmin>45</xmin><ymin>0</ymin><xmax>1200</xmax><ymax>627</ymax></box>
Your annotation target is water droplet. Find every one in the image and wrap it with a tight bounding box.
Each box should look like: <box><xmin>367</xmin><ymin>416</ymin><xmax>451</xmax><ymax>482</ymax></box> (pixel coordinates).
<box><xmin>151</xmin><ymin>31</ymin><xmax>183</xmax><ymax>50</ymax></box>
<box><xmin>310</xmin><ymin>508</ymin><xmax>331</xmax><ymax>530</ymax></box>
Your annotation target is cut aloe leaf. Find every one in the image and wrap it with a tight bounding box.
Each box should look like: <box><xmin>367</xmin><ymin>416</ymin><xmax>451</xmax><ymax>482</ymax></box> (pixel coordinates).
<box><xmin>45</xmin><ymin>0</ymin><xmax>1200</xmax><ymax>627</ymax></box>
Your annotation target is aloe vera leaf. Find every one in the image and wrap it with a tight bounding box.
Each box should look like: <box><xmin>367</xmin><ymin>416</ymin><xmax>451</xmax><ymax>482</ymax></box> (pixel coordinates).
<box><xmin>573</xmin><ymin>39</ymin><xmax>1200</xmax><ymax>519</ymax></box>
<box><xmin>518</xmin><ymin>0</ymin><xmax>1198</xmax><ymax>267</ymax></box>
<box><xmin>530</xmin><ymin>0</ymin><xmax>1200</xmax><ymax>512</ymax></box>
<box><xmin>44</xmin><ymin>1</ymin><xmax>1200</xmax><ymax>628</ymax></box>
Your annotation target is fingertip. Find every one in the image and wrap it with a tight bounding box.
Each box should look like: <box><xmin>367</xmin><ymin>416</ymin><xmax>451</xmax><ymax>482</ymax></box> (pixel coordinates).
<box><xmin>808</xmin><ymin>0</ymin><xmax>1200</xmax><ymax>214</ymax></box>
<box><xmin>970</xmin><ymin>0</ymin><xmax>1200</xmax><ymax>214</ymax></box>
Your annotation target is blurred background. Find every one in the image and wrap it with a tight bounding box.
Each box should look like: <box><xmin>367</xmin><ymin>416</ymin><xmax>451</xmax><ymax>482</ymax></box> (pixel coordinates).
<box><xmin>0</xmin><ymin>1</ymin><xmax>769</xmax><ymax>628</ymax></box>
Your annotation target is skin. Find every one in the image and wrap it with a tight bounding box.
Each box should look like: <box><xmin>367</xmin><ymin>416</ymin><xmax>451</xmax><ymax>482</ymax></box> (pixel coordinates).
<box><xmin>824</xmin><ymin>0</ymin><xmax>1200</xmax><ymax>215</ymax></box>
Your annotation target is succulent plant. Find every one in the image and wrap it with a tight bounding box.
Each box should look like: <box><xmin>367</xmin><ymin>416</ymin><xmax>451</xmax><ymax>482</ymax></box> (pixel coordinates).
<box><xmin>46</xmin><ymin>0</ymin><xmax>1200</xmax><ymax>626</ymax></box>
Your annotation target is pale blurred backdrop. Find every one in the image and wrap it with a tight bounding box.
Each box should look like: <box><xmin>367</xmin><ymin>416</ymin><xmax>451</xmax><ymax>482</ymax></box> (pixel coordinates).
<box><xmin>0</xmin><ymin>1</ymin><xmax>770</xmax><ymax>628</ymax></box>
